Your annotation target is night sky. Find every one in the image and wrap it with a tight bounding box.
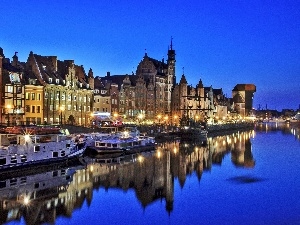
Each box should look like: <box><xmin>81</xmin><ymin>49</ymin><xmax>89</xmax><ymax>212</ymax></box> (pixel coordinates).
<box><xmin>1</xmin><ymin>0</ymin><xmax>299</xmax><ymax>110</ymax></box>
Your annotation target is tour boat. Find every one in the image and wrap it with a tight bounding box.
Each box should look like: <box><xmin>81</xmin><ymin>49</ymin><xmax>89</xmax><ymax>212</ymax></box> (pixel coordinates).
<box><xmin>0</xmin><ymin>132</ymin><xmax>87</xmax><ymax>173</ymax></box>
<box><xmin>85</xmin><ymin>129</ymin><xmax>156</xmax><ymax>156</ymax></box>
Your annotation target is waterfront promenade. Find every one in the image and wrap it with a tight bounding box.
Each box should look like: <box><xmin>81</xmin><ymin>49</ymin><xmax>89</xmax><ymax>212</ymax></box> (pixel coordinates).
<box><xmin>64</xmin><ymin>122</ymin><xmax>256</xmax><ymax>138</ymax></box>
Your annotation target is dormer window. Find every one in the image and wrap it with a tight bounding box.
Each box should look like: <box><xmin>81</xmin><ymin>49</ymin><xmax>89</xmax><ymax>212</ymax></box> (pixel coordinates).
<box><xmin>49</xmin><ymin>78</ymin><xmax>52</xmax><ymax>83</ymax></box>
<box><xmin>56</xmin><ymin>79</ymin><xmax>59</xmax><ymax>84</ymax></box>
<box><xmin>63</xmin><ymin>80</ymin><xmax>66</xmax><ymax>85</ymax></box>
<box><xmin>80</xmin><ymin>83</ymin><xmax>82</xmax><ymax>87</ymax></box>
<box><xmin>87</xmin><ymin>84</ymin><xmax>89</xmax><ymax>88</ymax></box>
<box><xmin>42</xmin><ymin>65</ymin><xmax>46</xmax><ymax>70</ymax></box>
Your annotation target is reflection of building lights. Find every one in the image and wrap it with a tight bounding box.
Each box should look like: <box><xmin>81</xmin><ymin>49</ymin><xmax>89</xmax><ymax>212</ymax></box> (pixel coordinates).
<box><xmin>173</xmin><ymin>147</ymin><xmax>177</xmax><ymax>154</ymax></box>
<box><xmin>157</xmin><ymin>151</ymin><xmax>161</xmax><ymax>158</ymax></box>
<box><xmin>23</xmin><ymin>196</ymin><xmax>30</xmax><ymax>205</ymax></box>
<box><xmin>194</xmin><ymin>147</ymin><xmax>198</xmax><ymax>152</ymax></box>
<box><xmin>138</xmin><ymin>155</ymin><xmax>144</xmax><ymax>163</ymax></box>
<box><xmin>90</xmin><ymin>165</ymin><xmax>94</xmax><ymax>172</ymax></box>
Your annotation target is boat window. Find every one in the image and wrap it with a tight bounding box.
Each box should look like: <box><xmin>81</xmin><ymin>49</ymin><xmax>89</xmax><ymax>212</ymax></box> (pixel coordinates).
<box><xmin>0</xmin><ymin>158</ymin><xmax>6</xmax><ymax>165</ymax></box>
<box><xmin>66</xmin><ymin>143</ymin><xmax>70</xmax><ymax>148</ymax></box>
<box><xmin>61</xmin><ymin>151</ymin><xmax>66</xmax><ymax>157</ymax></box>
<box><xmin>61</xmin><ymin>169</ymin><xmax>66</xmax><ymax>175</ymax></box>
<box><xmin>53</xmin><ymin>152</ymin><xmax>59</xmax><ymax>158</ymax></box>
<box><xmin>107</xmin><ymin>143</ymin><xmax>112</xmax><ymax>147</ymax></box>
<box><xmin>34</xmin><ymin>183</ymin><xmax>40</xmax><ymax>189</ymax></box>
<box><xmin>112</xmin><ymin>143</ymin><xmax>118</xmax><ymax>148</ymax></box>
<box><xmin>0</xmin><ymin>180</ymin><xmax>6</xmax><ymax>189</ymax></box>
<box><xmin>11</xmin><ymin>156</ymin><xmax>17</xmax><ymax>164</ymax></box>
<box><xmin>20</xmin><ymin>177</ymin><xmax>27</xmax><ymax>184</ymax></box>
<box><xmin>100</xmin><ymin>143</ymin><xmax>106</xmax><ymax>147</ymax></box>
<box><xmin>20</xmin><ymin>155</ymin><xmax>27</xmax><ymax>163</ymax></box>
<box><xmin>53</xmin><ymin>171</ymin><xmax>58</xmax><ymax>177</ymax></box>
<box><xmin>34</xmin><ymin>146</ymin><xmax>40</xmax><ymax>152</ymax></box>
<box><xmin>10</xmin><ymin>178</ymin><xmax>17</xmax><ymax>186</ymax></box>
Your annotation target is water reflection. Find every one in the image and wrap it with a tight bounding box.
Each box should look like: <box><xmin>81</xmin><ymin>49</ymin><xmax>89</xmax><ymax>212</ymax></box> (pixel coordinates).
<box><xmin>256</xmin><ymin>121</ymin><xmax>300</xmax><ymax>139</ymax></box>
<box><xmin>0</xmin><ymin>130</ymin><xmax>258</xmax><ymax>224</ymax></box>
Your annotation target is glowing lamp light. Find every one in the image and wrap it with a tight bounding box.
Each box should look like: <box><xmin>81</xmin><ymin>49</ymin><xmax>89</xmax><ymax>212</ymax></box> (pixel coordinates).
<box><xmin>24</xmin><ymin>134</ymin><xmax>30</xmax><ymax>142</ymax></box>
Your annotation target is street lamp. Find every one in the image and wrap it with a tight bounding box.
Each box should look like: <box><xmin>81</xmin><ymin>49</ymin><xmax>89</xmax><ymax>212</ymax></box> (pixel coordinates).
<box><xmin>6</xmin><ymin>104</ymin><xmax>11</xmax><ymax>126</ymax></box>
<box><xmin>173</xmin><ymin>115</ymin><xmax>178</xmax><ymax>126</ymax></box>
<box><xmin>60</xmin><ymin>106</ymin><xmax>64</xmax><ymax>126</ymax></box>
<box><xmin>137</xmin><ymin>113</ymin><xmax>144</xmax><ymax>124</ymax></box>
<box><xmin>157</xmin><ymin>114</ymin><xmax>162</xmax><ymax>124</ymax></box>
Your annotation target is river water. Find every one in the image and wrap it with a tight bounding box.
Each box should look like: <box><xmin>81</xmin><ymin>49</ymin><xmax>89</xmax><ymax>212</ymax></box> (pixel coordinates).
<box><xmin>1</xmin><ymin>122</ymin><xmax>300</xmax><ymax>225</ymax></box>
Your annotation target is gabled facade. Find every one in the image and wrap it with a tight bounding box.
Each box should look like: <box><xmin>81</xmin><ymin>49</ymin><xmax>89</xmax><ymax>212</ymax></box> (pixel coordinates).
<box><xmin>26</xmin><ymin>52</ymin><xmax>94</xmax><ymax>126</ymax></box>
<box><xmin>0</xmin><ymin>50</ymin><xmax>26</xmax><ymax>125</ymax></box>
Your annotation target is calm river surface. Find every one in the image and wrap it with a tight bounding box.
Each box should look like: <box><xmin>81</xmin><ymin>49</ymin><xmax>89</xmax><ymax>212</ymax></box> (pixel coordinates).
<box><xmin>2</xmin><ymin>122</ymin><xmax>300</xmax><ymax>225</ymax></box>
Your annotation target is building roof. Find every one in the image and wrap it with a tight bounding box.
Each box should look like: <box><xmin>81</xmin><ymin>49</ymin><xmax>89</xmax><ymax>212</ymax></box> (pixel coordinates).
<box><xmin>232</xmin><ymin>84</ymin><xmax>256</xmax><ymax>92</ymax></box>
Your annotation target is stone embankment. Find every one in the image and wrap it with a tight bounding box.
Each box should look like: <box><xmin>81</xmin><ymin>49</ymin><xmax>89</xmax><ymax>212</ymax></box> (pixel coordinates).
<box><xmin>64</xmin><ymin>122</ymin><xmax>255</xmax><ymax>137</ymax></box>
<box><xmin>207</xmin><ymin>122</ymin><xmax>255</xmax><ymax>137</ymax></box>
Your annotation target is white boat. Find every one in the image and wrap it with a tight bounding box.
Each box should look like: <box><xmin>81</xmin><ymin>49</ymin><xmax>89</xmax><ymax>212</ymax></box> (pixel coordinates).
<box><xmin>85</xmin><ymin>128</ymin><xmax>156</xmax><ymax>156</ymax></box>
<box><xmin>0</xmin><ymin>132</ymin><xmax>87</xmax><ymax>172</ymax></box>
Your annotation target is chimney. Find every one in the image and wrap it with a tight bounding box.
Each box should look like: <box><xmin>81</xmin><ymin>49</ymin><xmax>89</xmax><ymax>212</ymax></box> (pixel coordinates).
<box><xmin>12</xmin><ymin>52</ymin><xmax>18</xmax><ymax>67</ymax></box>
<box><xmin>50</xmin><ymin>56</ymin><xmax>57</xmax><ymax>71</ymax></box>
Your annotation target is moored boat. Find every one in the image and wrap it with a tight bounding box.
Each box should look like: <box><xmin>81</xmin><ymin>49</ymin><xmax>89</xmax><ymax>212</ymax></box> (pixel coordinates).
<box><xmin>85</xmin><ymin>129</ymin><xmax>156</xmax><ymax>156</ymax></box>
<box><xmin>0</xmin><ymin>132</ymin><xmax>87</xmax><ymax>173</ymax></box>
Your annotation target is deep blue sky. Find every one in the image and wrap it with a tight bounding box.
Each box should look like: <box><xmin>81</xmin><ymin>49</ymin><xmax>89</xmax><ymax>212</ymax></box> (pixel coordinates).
<box><xmin>1</xmin><ymin>0</ymin><xmax>300</xmax><ymax>110</ymax></box>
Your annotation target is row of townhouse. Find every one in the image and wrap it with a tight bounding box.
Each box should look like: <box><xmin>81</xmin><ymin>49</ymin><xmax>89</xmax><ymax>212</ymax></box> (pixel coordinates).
<box><xmin>0</xmin><ymin>42</ymin><xmax>256</xmax><ymax>127</ymax></box>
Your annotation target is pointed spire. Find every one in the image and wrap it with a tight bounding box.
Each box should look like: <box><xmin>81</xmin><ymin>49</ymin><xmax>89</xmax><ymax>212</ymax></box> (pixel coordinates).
<box><xmin>170</xmin><ymin>36</ymin><xmax>173</xmax><ymax>50</ymax></box>
<box><xmin>179</xmin><ymin>73</ymin><xmax>187</xmax><ymax>84</ymax></box>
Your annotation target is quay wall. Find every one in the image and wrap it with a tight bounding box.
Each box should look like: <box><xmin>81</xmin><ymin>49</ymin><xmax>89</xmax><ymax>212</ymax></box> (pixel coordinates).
<box><xmin>207</xmin><ymin>122</ymin><xmax>255</xmax><ymax>137</ymax></box>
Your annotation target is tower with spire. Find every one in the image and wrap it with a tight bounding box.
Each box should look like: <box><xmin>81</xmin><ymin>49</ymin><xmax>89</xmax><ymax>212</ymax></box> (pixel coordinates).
<box><xmin>165</xmin><ymin>37</ymin><xmax>176</xmax><ymax>114</ymax></box>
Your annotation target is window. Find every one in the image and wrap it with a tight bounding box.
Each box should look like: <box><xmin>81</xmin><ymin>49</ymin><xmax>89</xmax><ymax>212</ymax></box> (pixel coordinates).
<box><xmin>7</xmin><ymin>86</ymin><xmax>13</xmax><ymax>93</ymax></box>
<box><xmin>17</xmin><ymin>87</ymin><xmax>22</xmax><ymax>94</ymax></box>
<box><xmin>32</xmin><ymin>106</ymin><xmax>35</xmax><ymax>113</ymax></box>
<box><xmin>26</xmin><ymin>105</ymin><xmax>30</xmax><ymax>112</ymax></box>
<box><xmin>56</xmin><ymin>79</ymin><xmax>59</xmax><ymax>84</ymax></box>
<box><xmin>37</xmin><ymin>106</ymin><xmax>41</xmax><ymax>113</ymax></box>
<box><xmin>49</xmin><ymin>78</ymin><xmax>52</xmax><ymax>83</ymax></box>
<box><xmin>26</xmin><ymin>92</ymin><xmax>30</xmax><ymax>100</ymax></box>
<box><xmin>31</xmin><ymin>93</ymin><xmax>35</xmax><ymax>100</ymax></box>
<box><xmin>37</xmin><ymin>93</ymin><xmax>41</xmax><ymax>100</ymax></box>
<box><xmin>34</xmin><ymin>146</ymin><xmax>40</xmax><ymax>152</ymax></box>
